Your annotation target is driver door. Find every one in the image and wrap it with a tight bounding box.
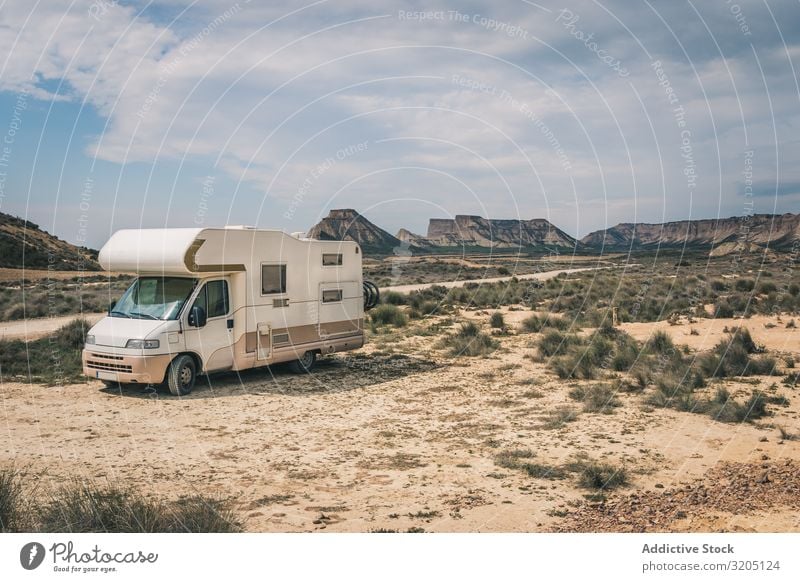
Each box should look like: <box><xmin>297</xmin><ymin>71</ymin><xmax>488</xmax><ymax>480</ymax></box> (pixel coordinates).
<box><xmin>183</xmin><ymin>278</ymin><xmax>234</xmax><ymax>373</ymax></box>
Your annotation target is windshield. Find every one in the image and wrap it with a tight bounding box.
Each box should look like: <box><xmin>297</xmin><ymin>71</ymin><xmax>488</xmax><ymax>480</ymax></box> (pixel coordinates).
<box><xmin>111</xmin><ymin>277</ymin><xmax>197</xmax><ymax>320</ymax></box>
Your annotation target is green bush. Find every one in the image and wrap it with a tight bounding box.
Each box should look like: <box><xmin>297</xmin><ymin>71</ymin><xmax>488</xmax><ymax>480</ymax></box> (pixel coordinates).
<box><xmin>438</xmin><ymin>322</ymin><xmax>499</xmax><ymax>357</ymax></box>
<box><xmin>0</xmin><ymin>468</ymin><xmax>26</xmax><ymax>532</ymax></box>
<box><xmin>382</xmin><ymin>291</ymin><xmax>406</xmax><ymax>305</ymax></box>
<box><xmin>38</xmin><ymin>481</ymin><xmax>241</xmax><ymax>533</ymax></box>
<box><xmin>370</xmin><ymin>304</ymin><xmax>408</xmax><ymax>327</ymax></box>
<box><xmin>489</xmin><ymin>312</ymin><xmax>505</xmax><ymax>328</ymax></box>
<box><xmin>520</xmin><ymin>314</ymin><xmax>571</xmax><ymax>333</ymax></box>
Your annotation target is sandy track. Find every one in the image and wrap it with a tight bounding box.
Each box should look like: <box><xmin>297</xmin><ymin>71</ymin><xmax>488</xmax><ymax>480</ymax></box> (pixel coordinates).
<box><xmin>1</xmin><ymin>310</ymin><xmax>798</xmax><ymax>533</ymax></box>
<box><xmin>0</xmin><ymin>312</ymin><xmax>105</xmax><ymax>341</ymax></box>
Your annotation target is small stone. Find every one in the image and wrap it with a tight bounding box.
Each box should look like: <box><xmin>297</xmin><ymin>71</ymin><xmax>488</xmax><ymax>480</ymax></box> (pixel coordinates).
<box><xmin>757</xmin><ymin>472</ymin><xmax>770</xmax><ymax>484</ymax></box>
<box><xmin>654</xmin><ymin>483</ymin><xmax>664</xmax><ymax>489</ymax></box>
<box><xmin>759</xmin><ymin>436</ymin><xmax>768</xmax><ymax>442</ymax></box>
<box><xmin>761</xmin><ymin>454</ymin><xmax>770</xmax><ymax>460</ymax></box>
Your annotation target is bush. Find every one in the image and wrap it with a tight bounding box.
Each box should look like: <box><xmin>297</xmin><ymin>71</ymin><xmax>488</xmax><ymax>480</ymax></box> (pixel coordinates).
<box><xmin>568</xmin><ymin>459</ymin><xmax>627</xmax><ymax>490</ymax></box>
<box><xmin>0</xmin><ymin>318</ymin><xmax>89</xmax><ymax>384</ymax></box>
<box><xmin>537</xmin><ymin>330</ymin><xmax>579</xmax><ymax>359</ymax></box>
<box><xmin>438</xmin><ymin>322</ymin><xmax>499</xmax><ymax>357</ymax></box>
<box><xmin>646</xmin><ymin>331</ymin><xmax>675</xmax><ymax>356</ymax></box>
<box><xmin>489</xmin><ymin>312</ymin><xmax>505</xmax><ymax>328</ymax></box>
<box><xmin>698</xmin><ymin>328</ymin><xmax>778</xmax><ymax>377</ymax></box>
<box><xmin>735</xmin><ymin>279</ymin><xmax>755</xmax><ymax>292</ymax></box>
<box><xmin>569</xmin><ymin>384</ymin><xmax>621</xmax><ymax>413</ymax></box>
<box><xmin>382</xmin><ymin>291</ymin><xmax>406</xmax><ymax>305</ymax></box>
<box><xmin>520</xmin><ymin>314</ymin><xmax>570</xmax><ymax>333</ymax></box>
<box><xmin>370</xmin><ymin>304</ymin><xmax>408</xmax><ymax>327</ymax></box>
<box><xmin>38</xmin><ymin>481</ymin><xmax>241</xmax><ymax>533</ymax></box>
<box><xmin>494</xmin><ymin>448</ymin><xmax>535</xmax><ymax>470</ymax></box>
<box><xmin>0</xmin><ymin>468</ymin><xmax>26</xmax><ymax>532</ymax></box>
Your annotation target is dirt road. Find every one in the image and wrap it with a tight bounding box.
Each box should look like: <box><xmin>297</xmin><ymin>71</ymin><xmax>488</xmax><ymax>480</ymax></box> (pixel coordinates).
<box><xmin>0</xmin><ymin>312</ymin><xmax>105</xmax><ymax>341</ymax></box>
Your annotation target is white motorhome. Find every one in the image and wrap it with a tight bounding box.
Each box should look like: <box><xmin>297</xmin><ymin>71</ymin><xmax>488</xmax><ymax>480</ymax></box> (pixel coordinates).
<box><xmin>82</xmin><ymin>227</ymin><xmax>380</xmax><ymax>395</ymax></box>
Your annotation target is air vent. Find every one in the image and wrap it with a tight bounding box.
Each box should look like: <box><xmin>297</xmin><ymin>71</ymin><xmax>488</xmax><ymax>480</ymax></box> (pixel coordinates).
<box><xmin>272</xmin><ymin>333</ymin><xmax>290</xmax><ymax>345</ymax></box>
<box><xmin>273</xmin><ymin>298</ymin><xmax>289</xmax><ymax>308</ymax></box>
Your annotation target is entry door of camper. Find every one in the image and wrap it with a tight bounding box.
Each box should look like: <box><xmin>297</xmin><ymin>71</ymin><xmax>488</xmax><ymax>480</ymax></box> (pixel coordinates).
<box><xmin>184</xmin><ymin>278</ymin><xmax>234</xmax><ymax>372</ymax></box>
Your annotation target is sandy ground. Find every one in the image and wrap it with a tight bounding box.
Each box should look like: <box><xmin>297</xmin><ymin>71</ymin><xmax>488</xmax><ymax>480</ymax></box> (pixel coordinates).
<box><xmin>1</xmin><ymin>310</ymin><xmax>798</xmax><ymax>532</ymax></box>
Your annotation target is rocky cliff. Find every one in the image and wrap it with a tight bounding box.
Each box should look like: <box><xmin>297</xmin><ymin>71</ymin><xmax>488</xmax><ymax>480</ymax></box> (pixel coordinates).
<box><xmin>424</xmin><ymin>215</ymin><xmax>577</xmax><ymax>249</ymax></box>
<box><xmin>580</xmin><ymin>213</ymin><xmax>800</xmax><ymax>253</ymax></box>
<box><xmin>307</xmin><ymin>209</ymin><xmax>402</xmax><ymax>252</ymax></box>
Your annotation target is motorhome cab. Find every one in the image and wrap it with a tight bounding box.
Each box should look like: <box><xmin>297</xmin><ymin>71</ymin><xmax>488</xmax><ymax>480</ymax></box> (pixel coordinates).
<box><xmin>82</xmin><ymin>227</ymin><xmax>379</xmax><ymax>395</ymax></box>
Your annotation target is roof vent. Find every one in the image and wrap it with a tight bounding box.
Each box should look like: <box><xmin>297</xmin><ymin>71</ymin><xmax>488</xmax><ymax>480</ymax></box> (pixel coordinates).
<box><xmin>225</xmin><ymin>225</ymin><xmax>255</xmax><ymax>229</ymax></box>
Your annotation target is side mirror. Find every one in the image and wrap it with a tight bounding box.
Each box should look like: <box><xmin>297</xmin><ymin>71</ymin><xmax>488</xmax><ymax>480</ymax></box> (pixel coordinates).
<box><xmin>108</xmin><ymin>300</ymin><xmax>116</xmax><ymax>314</ymax></box>
<box><xmin>189</xmin><ymin>305</ymin><xmax>207</xmax><ymax>328</ymax></box>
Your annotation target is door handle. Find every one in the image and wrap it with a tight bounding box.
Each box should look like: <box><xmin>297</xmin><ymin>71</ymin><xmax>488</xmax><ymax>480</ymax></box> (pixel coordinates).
<box><xmin>227</xmin><ymin>319</ymin><xmax>234</xmax><ymax>329</ymax></box>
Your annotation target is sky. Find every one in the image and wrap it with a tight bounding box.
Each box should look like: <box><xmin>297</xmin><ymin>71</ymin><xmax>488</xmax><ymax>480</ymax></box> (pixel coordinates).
<box><xmin>0</xmin><ymin>0</ymin><xmax>798</xmax><ymax>249</ymax></box>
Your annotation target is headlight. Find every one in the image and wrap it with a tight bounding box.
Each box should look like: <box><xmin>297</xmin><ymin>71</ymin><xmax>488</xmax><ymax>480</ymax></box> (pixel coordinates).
<box><xmin>125</xmin><ymin>339</ymin><xmax>160</xmax><ymax>349</ymax></box>
<box><xmin>85</xmin><ymin>335</ymin><xmax>95</xmax><ymax>345</ymax></box>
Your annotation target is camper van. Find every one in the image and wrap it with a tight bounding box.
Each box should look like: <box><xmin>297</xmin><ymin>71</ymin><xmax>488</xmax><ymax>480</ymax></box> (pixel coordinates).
<box><xmin>82</xmin><ymin>227</ymin><xmax>380</xmax><ymax>395</ymax></box>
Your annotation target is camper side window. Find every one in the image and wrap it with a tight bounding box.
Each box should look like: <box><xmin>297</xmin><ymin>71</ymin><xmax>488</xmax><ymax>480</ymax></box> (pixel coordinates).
<box><xmin>193</xmin><ymin>280</ymin><xmax>229</xmax><ymax>319</ymax></box>
<box><xmin>261</xmin><ymin>264</ymin><xmax>286</xmax><ymax>295</ymax></box>
<box><xmin>322</xmin><ymin>253</ymin><xmax>342</xmax><ymax>266</ymax></box>
<box><xmin>322</xmin><ymin>289</ymin><xmax>343</xmax><ymax>303</ymax></box>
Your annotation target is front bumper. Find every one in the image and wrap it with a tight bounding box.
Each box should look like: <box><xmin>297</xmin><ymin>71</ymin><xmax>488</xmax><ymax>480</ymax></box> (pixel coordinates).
<box><xmin>82</xmin><ymin>349</ymin><xmax>173</xmax><ymax>384</ymax></box>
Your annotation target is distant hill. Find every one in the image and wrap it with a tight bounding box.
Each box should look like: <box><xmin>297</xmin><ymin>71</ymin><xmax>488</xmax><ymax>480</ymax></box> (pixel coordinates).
<box><xmin>580</xmin><ymin>213</ymin><xmax>800</xmax><ymax>254</ymax></box>
<box><xmin>0</xmin><ymin>212</ymin><xmax>100</xmax><ymax>270</ymax></box>
<box><xmin>307</xmin><ymin>209</ymin><xmax>402</xmax><ymax>253</ymax></box>
<box><xmin>424</xmin><ymin>215</ymin><xmax>577</xmax><ymax>249</ymax></box>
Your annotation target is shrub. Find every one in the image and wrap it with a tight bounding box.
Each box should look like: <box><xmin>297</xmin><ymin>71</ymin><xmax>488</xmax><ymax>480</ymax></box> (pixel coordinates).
<box><xmin>382</xmin><ymin>291</ymin><xmax>406</xmax><ymax>305</ymax></box>
<box><xmin>494</xmin><ymin>449</ymin><xmax>535</xmax><ymax>470</ymax></box>
<box><xmin>646</xmin><ymin>331</ymin><xmax>675</xmax><ymax>356</ymax></box>
<box><xmin>439</xmin><ymin>322</ymin><xmax>499</xmax><ymax>357</ymax></box>
<box><xmin>735</xmin><ymin>279</ymin><xmax>755</xmax><ymax>292</ymax></box>
<box><xmin>568</xmin><ymin>459</ymin><xmax>627</xmax><ymax>490</ymax></box>
<box><xmin>569</xmin><ymin>383</ymin><xmax>621</xmax><ymax>413</ymax></box>
<box><xmin>489</xmin><ymin>312</ymin><xmax>505</xmax><ymax>329</ymax></box>
<box><xmin>537</xmin><ymin>330</ymin><xmax>579</xmax><ymax>359</ymax></box>
<box><xmin>698</xmin><ymin>328</ymin><xmax>778</xmax><ymax>378</ymax></box>
<box><xmin>520</xmin><ymin>314</ymin><xmax>570</xmax><ymax>333</ymax></box>
<box><xmin>0</xmin><ymin>468</ymin><xmax>26</xmax><ymax>532</ymax></box>
<box><xmin>370</xmin><ymin>304</ymin><xmax>408</xmax><ymax>327</ymax></box>
<box><xmin>37</xmin><ymin>481</ymin><xmax>241</xmax><ymax>533</ymax></box>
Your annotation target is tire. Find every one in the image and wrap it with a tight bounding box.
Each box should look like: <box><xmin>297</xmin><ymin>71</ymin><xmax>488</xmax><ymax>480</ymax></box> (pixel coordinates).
<box><xmin>287</xmin><ymin>350</ymin><xmax>316</xmax><ymax>374</ymax></box>
<box><xmin>167</xmin><ymin>354</ymin><xmax>196</xmax><ymax>396</ymax></box>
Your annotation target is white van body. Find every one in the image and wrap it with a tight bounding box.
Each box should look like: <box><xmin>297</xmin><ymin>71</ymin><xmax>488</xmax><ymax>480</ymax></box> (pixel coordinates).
<box><xmin>82</xmin><ymin>227</ymin><xmax>367</xmax><ymax>392</ymax></box>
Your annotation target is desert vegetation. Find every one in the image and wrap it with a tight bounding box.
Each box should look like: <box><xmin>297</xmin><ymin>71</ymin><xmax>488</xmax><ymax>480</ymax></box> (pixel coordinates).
<box><xmin>0</xmin><ymin>467</ymin><xmax>240</xmax><ymax>532</ymax></box>
<box><xmin>0</xmin><ymin>318</ymin><xmax>88</xmax><ymax>383</ymax></box>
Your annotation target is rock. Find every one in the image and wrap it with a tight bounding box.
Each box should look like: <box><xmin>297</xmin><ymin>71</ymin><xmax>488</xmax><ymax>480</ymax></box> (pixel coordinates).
<box><xmin>759</xmin><ymin>436</ymin><xmax>768</xmax><ymax>442</ymax></box>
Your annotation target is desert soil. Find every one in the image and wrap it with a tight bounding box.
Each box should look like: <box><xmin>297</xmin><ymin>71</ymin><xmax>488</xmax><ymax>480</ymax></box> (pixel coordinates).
<box><xmin>1</xmin><ymin>310</ymin><xmax>798</xmax><ymax>532</ymax></box>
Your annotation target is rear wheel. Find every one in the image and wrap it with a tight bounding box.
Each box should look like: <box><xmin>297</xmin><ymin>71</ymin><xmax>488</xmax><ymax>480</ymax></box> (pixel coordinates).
<box><xmin>168</xmin><ymin>354</ymin><xmax>196</xmax><ymax>396</ymax></box>
<box><xmin>288</xmin><ymin>350</ymin><xmax>316</xmax><ymax>374</ymax></box>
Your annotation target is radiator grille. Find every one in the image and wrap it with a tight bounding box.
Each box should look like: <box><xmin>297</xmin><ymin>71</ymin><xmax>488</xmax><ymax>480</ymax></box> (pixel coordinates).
<box><xmin>86</xmin><ymin>360</ymin><xmax>133</xmax><ymax>373</ymax></box>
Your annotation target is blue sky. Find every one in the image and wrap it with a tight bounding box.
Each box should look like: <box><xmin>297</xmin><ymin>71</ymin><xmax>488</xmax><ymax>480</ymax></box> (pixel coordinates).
<box><xmin>0</xmin><ymin>0</ymin><xmax>798</xmax><ymax>248</ymax></box>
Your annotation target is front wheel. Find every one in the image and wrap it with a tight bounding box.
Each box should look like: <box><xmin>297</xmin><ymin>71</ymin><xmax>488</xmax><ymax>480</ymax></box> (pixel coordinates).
<box><xmin>287</xmin><ymin>350</ymin><xmax>316</xmax><ymax>374</ymax></box>
<box><xmin>168</xmin><ymin>354</ymin><xmax>196</xmax><ymax>396</ymax></box>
